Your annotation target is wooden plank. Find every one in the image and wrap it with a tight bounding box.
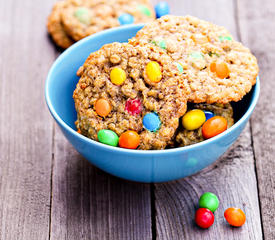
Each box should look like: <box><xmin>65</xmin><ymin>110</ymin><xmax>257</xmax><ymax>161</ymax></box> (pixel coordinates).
<box><xmin>151</xmin><ymin>0</ymin><xmax>263</xmax><ymax>239</ymax></box>
<box><xmin>50</xmin><ymin>118</ymin><xmax>152</xmax><ymax>239</ymax></box>
<box><xmin>237</xmin><ymin>0</ymin><xmax>275</xmax><ymax>239</ymax></box>
<box><xmin>0</xmin><ymin>0</ymin><xmax>56</xmax><ymax>239</ymax></box>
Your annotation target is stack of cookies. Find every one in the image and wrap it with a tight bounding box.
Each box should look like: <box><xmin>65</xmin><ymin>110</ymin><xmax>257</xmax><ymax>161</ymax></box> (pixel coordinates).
<box><xmin>73</xmin><ymin>15</ymin><xmax>259</xmax><ymax>150</ymax></box>
<box><xmin>47</xmin><ymin>0</ymin><xmax>156</xmax><ymax>49</ymax></box>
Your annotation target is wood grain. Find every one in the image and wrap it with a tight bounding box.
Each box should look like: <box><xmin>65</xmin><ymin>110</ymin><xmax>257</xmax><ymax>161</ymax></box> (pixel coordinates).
<box><xmin>50</xmin><ymin>127</ymin><xmax>152</xmax><ymax>240</ymax></box>
<box><xmin>0</xmin><ymin>0</ymin><xmax>56</xmax><ymax>239</ymax></box>
<box><xmin>237</xmin><ymin>0</ymin><xmax>275</xmax><ymax>239</ymax></box>
<box><xmin>151</xmin><ymin>0</ymin><xmax>263</xmax><ymax>239</ymax></box>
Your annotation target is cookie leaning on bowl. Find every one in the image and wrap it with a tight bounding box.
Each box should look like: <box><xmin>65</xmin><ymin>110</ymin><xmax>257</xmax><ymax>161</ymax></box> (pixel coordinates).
<box><xmin>130</xmin><ymin>15</ymin><xmax>259</xmax><ymax>104</ymax></box>
<box><xmin>73</xmin><ymin>42</ymin><xmax>190</xmax><ymax>150</ymax></box>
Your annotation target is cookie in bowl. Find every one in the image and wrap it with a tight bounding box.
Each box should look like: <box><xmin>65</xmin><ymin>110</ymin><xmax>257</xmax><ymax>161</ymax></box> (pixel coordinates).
<box><xmin>73</xmin><ymin>42</ymin><xmax>190</xmax><ymax>149</ymax></box>
<box><xmin>130</xmin><ymin>15</ymin><xmax>259</xmax><ymax>104</ymax></box>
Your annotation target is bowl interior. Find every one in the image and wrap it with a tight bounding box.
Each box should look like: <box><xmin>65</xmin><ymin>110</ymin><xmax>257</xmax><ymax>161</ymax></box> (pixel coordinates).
<box><xmin>46</xmin><ymin>24</ymin><xmax>257</xmax><ymax>146</ymax></box>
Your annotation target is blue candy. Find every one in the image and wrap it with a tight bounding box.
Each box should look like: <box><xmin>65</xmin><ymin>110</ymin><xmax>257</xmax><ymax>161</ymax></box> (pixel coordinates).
<box><xmin>154</xmin><ymin>2</ymin><xmax>170</xmax><ymax>18</ymax></box>
<box><xmin>204</xmin><ymin>111</ymin><xmax>215</xmax><ymax>121</ymax></box>
<box><xmin>143</xmin><ymin>112</ymin><xmax>161</xmax><ymax>132</ymax></box>
<box><xmin>118</xmin><ymin>13</ymin><xmax>134</xmax><ymax>25</ymax></box>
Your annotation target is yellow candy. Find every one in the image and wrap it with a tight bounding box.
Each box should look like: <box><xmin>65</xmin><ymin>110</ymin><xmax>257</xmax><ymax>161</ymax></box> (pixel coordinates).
<box><xmin>110</xmin><ymin>67</ymin><xmax>126</xmax><ymax>85</ymax></box>
<box><xmin>145</xmin><ymin>61</ymin><xmax>162</xmax><ymax>83</ymax></box>
<box><xmin>182</xmin><ymin>109</ymin><xmax>206</xmax><ymax>130</ymax></box>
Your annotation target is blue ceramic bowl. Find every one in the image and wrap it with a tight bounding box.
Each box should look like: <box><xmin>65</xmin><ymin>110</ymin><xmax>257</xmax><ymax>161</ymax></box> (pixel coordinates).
<box><xmin>45</xmin><ymin>24</ymin><xmax>260</xmax><ymax>183</ymax></box>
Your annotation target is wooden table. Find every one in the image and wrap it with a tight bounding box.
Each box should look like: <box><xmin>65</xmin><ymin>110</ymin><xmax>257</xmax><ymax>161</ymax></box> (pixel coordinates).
<box><xmin>0</xmin><ymin>0</ymin><xmax>274</xmax><ymax>239</ymax></box>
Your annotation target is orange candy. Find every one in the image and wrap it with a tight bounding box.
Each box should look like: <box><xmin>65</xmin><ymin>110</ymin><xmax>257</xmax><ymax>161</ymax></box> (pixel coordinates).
<box><xmin>119</xmin><ymin>130</ymin><xmax>140</xmax><ymax>149</ymax></box>
<box><xmin>202</xmin><ymin>116</ymin><xmax>227</xmax><ymax>139</ymax></box>
<box><xmin>210</xmin><ymin>62</ymin><xmax>216</xmax><ymax>72</ymax></box>
<box><xmin>210</xmin><ymin>61</ymin><xmax>230</xmax><ymax>79</ymax></box>
<box><xmin>95</xmin><ymin>98</ymin><xmax>111</xmax><ymax>117</ymax></box>
<box><xmin>224</xmin><ymin>208</ymin><xmax>246</xmax><ymax>227</ymax></box>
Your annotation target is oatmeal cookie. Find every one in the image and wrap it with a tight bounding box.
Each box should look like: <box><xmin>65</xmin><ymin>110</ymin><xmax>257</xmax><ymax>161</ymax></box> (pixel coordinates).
<box><xmin>175</xmin><ymin>103</ymin><xmax>234</xmax><ymax>147</ymax></box>
<box><xmin>61</xmin><ymin>0</ymin><xmax>155</xmax><ymax>41</ymax></box>
<box><xmin>47</xmin><ymin>1</ymin><xmax>75</xmax><ymax>49</ymax></box>
<box><xmin>73</xmin><ymin>42</ymin><xmax>190</xmax><ymax>149</ymax></box>
<box><xmin>130</xmin><ymin>15</ymin><xmax>259</xmax><ymax>104</ymax></box>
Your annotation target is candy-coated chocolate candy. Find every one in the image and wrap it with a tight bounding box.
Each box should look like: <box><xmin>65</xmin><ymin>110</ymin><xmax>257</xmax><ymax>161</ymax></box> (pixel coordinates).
<box><xmin>119</xmin><ymin>130</ymin><xmax>140</xmax><ymax>149</ymax></box>
<box><xmin>125</xmin><ymin>98</ymin><xmax>142</xmax><ymax>115</ymax></box>
<box><xmin>97</xmin><ymin>129</ymin><xmax>119</xmax><ymax>147</ymax></box>
<box><xmin>215</xmin><ymin>62</ymin><xmax>230</xmax><ymax>79</ymax></box>
<box><xmin>154</xmin><ymin>2</ymin><xmax>170</xmax><ymax>18</ymax></box>
<box><xmin>210</xmin><ymin>62</ymin><xmax>216</xmax><ymax>72</ymax></box>
<box><xmin>74</xmin><ymin>7</ymin><xmax>90</xmax><ymax>24</ymax></box>
<box><xmin>219</xmin><ymin>36</ymin><xmax>233</xmax><ymax>42</ymax></box>
<box><xmin>137</xmin><ymin>5</ymin><xmax>152</xmax><ymax>16</ymax></box>
<box><xmin>199</xmin><ymin>192</ymin><xmax>219</xmax><ymax>212</ymax></box>
<box><xmin>151</xmin><ymin>39</ymin><xmax>167</xmax><ymax>49</ymax></box>
<box><xmin>176</xmin><ymin>62</ymin><xmax>183</xmax><ymax>73</ymax></box>
<box><xmin>110</xmin><ymin>67</ymin><xmax>126</xmax><ymax>85</ymax></box>
<box><xmin>95</xmin><ymin>98</ymin><xmax>111</xmax><ymax>117</ymax></box>
<box><xmin>203</xmin><ymin>111</ymin><xmax>214</xmax><ymax>121</ymax></box>
<box><xmin>182</xmin><ymin>109</ymin><xmax>206</xmax><ymax>130</ymax></box>
<box><xmin>143</xmin><ymin>112</ymin><xmax>161</xmax><ymax>132</ymax></box>
<box><xmin>118</xmin><ymin>13</ymin><xmax>134</xmax><ymax>25</ymax></box>
<box><xmin>195</xmin><ymin>208</ymin><xmax>215</xmax><ymax>229</ymax></box>
<box><xmin>146</xmin><ymin>61</ymin><xmax>162</xmax><ymax>83</ymax></box>
<box><xmin>202</xmin><ymin>116</ymin><xmax>227</xmax><ymax>139</ymax></box>
<box><xmin>190</xmin><ymin>51</ymin><xmax>204</xmax><ymax>59</ymax></box>
<box><xmin>224</xmin><ymin>208</ymin><xmax>246</xmax><ymax>227</ymax></box>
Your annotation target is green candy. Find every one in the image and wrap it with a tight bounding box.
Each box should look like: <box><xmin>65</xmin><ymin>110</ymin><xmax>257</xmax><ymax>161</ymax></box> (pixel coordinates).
<box><xmin>150</xmin><ymin>39</ymin><xmax>166</xmax><ymax>49</ymax></box>
<box><xmin>219</xmin><ymin>36</ymin><xmax>232</xmax><ymax>42</ymax></box>
<box><xmin>74</xmin><ymin>7</ymin><xmax>90</xmax><ymax>24</ymax></box>
<box><xmin>190</xmin><ymin>51</ymin><xmax>204</xmax><ymax>59</ymax></box>
<box><xmin>138</xmin><ymin>5</ymin><xmax>152</xmax><ymax>17</ymax></box>
<box><xmin>97</xmin><ymin>130</ymin><xmax>119</xmax><ymax>147</ymax></box>
<box><xmin>199</xmin><ymin>192</ymin><xmax>219</xmax><ymax>212</ymax></box>
<box><xmin>176</xmin><ymin>62</ymin><xmax>183</xmax><ymax>73</ymax></box>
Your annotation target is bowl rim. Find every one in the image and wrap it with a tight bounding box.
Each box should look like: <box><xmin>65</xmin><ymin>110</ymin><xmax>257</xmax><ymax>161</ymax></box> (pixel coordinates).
<box><xmin>45</xmin><ymin>24</ymin><xmax>260</xmax><ymax>155</ymax></box>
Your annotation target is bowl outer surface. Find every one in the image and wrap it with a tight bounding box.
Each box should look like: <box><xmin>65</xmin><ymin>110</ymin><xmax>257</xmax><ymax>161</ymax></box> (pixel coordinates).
<box><xmin>45</xmin><ymin>25</ymin><xmax>260</xmax><ymax>182</ymax></box>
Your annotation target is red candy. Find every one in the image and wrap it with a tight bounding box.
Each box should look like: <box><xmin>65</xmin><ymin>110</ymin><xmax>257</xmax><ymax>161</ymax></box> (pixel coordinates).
<box><xmin>125</xmin><ymin>98</ymin><xmax>142</xmax><ymax>115</ymax></box>
<box><xmin>195</xmin><ymin>208</ymin><xmax>215</xmax><ymax>229</ymax></box>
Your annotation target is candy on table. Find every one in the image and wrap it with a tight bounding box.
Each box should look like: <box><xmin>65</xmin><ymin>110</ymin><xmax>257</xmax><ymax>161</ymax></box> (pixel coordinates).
<box><xmin>199</xmin><ymin>192</ymin><xmax>219</xmax><ymax>212</ymax></box>
<box><xmin>110</xmin><ymin>67</ymin><xmax>126</xmax><ymax>85</ymax></box>
<box><xmin>143</xmin><ymin>112</ymin><xmax>161</xmax><ymax>132</ymax></box>
<box><xmin>203</xmin><ymin>111</ymin><xmax>214</xmax><ymax>121</ymax></box>
<box><xmin>210</xmin><ymin>61</ymin><xmax>230</xmax><ymax>79</ymax></box>
<box><xmin>74</xmin><ymin>7</ymin><xmax>90</xmax><ymax>24</ymax></box>
<box><xmin>97</xmin><ymin>129</ymin><xmax>119</xmax><ymax>147</ymax></box>
<box><xmin>202</xmin><ymin>116</ymin><xmax>227</xmax><ymax>139</ymax></box>
<box><xmin>224</xmin><ymin>208</ymin><xmax>246</xmax><ymax>227</ymax></box>
<box><xmin>125</xmin><ymin>98</ymin><xmax>142</xmax><ymax>115</ymax></box>
<box><xmin>95</xmin><ymin>98</ymin><xmax>112</xmax><ymax>117</ymax></box>
<box><xmin>145</xmin><ymin>61</ymin><xmax>162</xmax><ymax>83</ymax></box>
<box><xmin>118</xmin><ymin>13</ymin><xmax>134</xmax><ymax>25</ymax></box>
<box><xmin>154</xmin><ymin>2</ymin><xmax>170</xmax><ymax>18</ymax></box>
<box><xmin>137</xmin><ymin>5</ymin><xmax>152</xmax><ymax>17</ymax></box>
<box><xmin>195</xmin><ymin>208</ymin><xmax>215</xmax><ymax>229</ymax></box>
<box><xmin>119</xmin><ymin>130</ymin><xmax>140</xmax><ymax>149</ymax></box>
<box><xmin>182</xmin><ymin>109</ymin><xmax>206</xmax><ymax>130</ymax></box>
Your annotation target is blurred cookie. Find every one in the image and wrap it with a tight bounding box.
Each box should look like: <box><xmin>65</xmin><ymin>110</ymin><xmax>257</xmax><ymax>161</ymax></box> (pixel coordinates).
<box><xmin>73</xmin><ymin>42</ymin><xmax>190</xmax><ymax>149</ymax></box>
<box><xmin>47</xmin><ymin>1</ymin><xmax>75</xmax><ymax>49</ymax></box>
<box><xmin>61</xmin><ymin>0</ymin><xmax>155</xmax><ymax>41</ymax></box>
<box><xmin>130</xmin><ymin>15</ymin><xmax>259</xmax><ymax>104</ymax></box>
